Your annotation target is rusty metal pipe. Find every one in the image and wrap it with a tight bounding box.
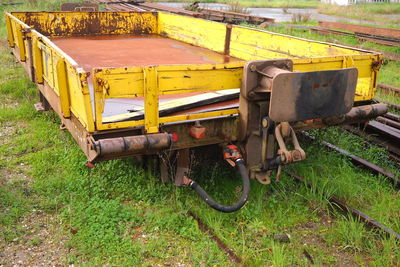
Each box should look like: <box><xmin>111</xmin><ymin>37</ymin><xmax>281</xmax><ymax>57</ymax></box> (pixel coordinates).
<box><xmin>94</xmin><ymin>133</ymin><xmax>173</xmax><ymax>156</ymax></box>
<box><xmin>340</xmin><ymin>103</ymin><xmax>388</xmax><ymax>124</ymax></box>
<box><xmin>292</xmin><ymin>103</ymin><xmax>388</xmax><ymax>131</ymax></box>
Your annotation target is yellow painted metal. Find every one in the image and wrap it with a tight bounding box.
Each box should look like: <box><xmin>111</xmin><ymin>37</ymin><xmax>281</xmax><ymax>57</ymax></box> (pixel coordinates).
<box><xmin>11</xmin><ymin>12</ymin><xmax>158</xmax><ymax>37</ymax></box>
<box><xmin>93</xmin><ymin>67</ymin><xmax>145</xmax><ymax>98</ymax></box>
<box><xmin>94</xmin><ymin>71</ymin><xmax>106</xmax><ymax>131</ymax></box>
<box><xmin>5</xmin><ymin>15</ymin><xmax>15</xmax><ymax>47</ymax></box>
<box><xmin>144</xmin><ymin>67</ymin><xmax>159</xmax><ymax>133</ymax></box>
<box><xmin>6</xmin><ymin>11</ymin><xmax>381</xmax><ymax>134</ymax></box>
<box><xmin>159</xmin><ymin>109</ymin><xmax>238</xmax><ymax>124</ymax></box>
<box><xmin>93</xmin><ymin>63</ymin><xmax>243</xmax><ymax>99</ymax></box>
<box><xmin>95</xmin><ymin>109</ymin><xmax>238</xmax><ymax>131</ymax></box>
<box><xmin>230</xmin><ymin>25</ymin><xmax>365</xmax><ymax>59</ymax></box>
<box><xmin>157</xmin><ymin>64</ymin><xmax>243</xmax><ymax>94</ymax></box>
<box><xmin>15</xmin><ymin>23</ymin><xmax>26</xmax><ymax>62</ymax></box>
<box><xmin>6</xmin><ymin>13</ymin><xmax>95</xmax><ymax>132</ymax></box>
<box><xmin>39</xmin><ymin>42</ymin><xmax>55</xmax><ymax>90</ymax></box>
<box><xmin>158</xmin><ymin>12</ymin><xmax>226</xmax><ymax>53</ymax></box>
<box><xmin>79</xmin><ymin>72</ymin><xmax>95</xmax><ymax>133</ymax></box>
<box><xmin>32</xmin><ymin>35</ymin><xmax>44</xmax><ymax>84</ymax></box>
<box><xmin>56</xmin><ymin>58</ymin><xmax>71</xmax><ymax>118</ymax></box>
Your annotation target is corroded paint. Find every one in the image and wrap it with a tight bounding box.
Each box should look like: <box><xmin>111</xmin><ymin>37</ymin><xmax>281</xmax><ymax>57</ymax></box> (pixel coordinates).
<box><xmin>12</xmin><ymin>12</ymin><xmax>158</xmax><ymax>36</ymax></box>
<box><xmin>50</xmin><ymin>34</ymin><xmax>243</xmax><ymax>72</ymax></box>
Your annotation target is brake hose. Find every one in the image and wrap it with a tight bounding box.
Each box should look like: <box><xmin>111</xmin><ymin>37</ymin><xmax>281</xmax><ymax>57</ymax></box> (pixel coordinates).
<box><xmin>187</xmin><ymin>159</ymin><xmax>250</xmax><ymax>213</ymax></box>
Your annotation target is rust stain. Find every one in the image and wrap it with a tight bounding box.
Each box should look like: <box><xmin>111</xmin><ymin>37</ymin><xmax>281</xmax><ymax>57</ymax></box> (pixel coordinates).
<box><xmin>18</xmin><ymin>12</ymin><xmax>157</xmax><ymax>37</ymax></box>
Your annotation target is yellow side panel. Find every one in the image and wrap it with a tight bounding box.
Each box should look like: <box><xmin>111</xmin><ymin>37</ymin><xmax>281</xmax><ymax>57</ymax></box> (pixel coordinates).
<box><xmin>230</xmin><ymin>26</ymin><xmax>364</xmax><ymax>60</ymax></box>
<box><xmin>56</xmin><ymin>58</ymin><xmax>71</xmax><ymax>118</ymax></box>
<box><xmin>40</xmin><ymin>43</ymin><xmax>55</xmax><ymax>91</ymax></box>
<box><xmin>11</xmin><ymin>12</ymin><xmax>158</xmax><ymax>36</ymax></box>
<box><xmin>29</xmin><ymin>29</ymin><xmax>95</xmax><ymax>131</ymax></box>
<box><xmin>94</xmin><ymin>63</ymin><xmax>243</xmax><ymax>98</ymax></box>
<box><xmin>158</xmin><ymin>68</ymin><xmax>242</xmax><ymax>94</ymax></box>
<box><xmin>158</xmin><ymin>12</ymin><xmax>226</xmax><ymax>53</ymax></box>
<box><xmin>94</xmin><ymin>67</ymin><xmax>145</xmax><ymax>98</ymax></box>
<box><xmin>66</xmin><ymin>67</ymin><xmax>95</xmax><ymax>132</ymax></box>
<box><xmin>31</xmin><ymin>35</ymin><xmax>44</xmax><ymax>84</ymax></box>
<box><xmin>51</xmin><ymin>51</ymin><xmax>63</xmax><ymax>95</ymax></box>
<box><xmin>5</xmin><ymin>14</ymin><xmax>15</xmax><ymax>47</ymax></box>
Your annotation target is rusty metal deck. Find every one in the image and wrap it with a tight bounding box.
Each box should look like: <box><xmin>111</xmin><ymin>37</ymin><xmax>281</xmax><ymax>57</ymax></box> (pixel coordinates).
<box><xmin>51</xmin><ymin>34</ymin><xmax>242</xmax><ymax>70</ymax></box>
<box><xmin>51</xmin><ymin>34</ymin><xmax>243</xmax><ymax>119</ymax></box>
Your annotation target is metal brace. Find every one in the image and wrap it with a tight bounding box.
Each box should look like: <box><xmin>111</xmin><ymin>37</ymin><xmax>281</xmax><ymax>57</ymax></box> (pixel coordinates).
<box><xmin>274</xmin><ymin>122</ymin><xmax>306</xmax><ymax>181</ymax></box>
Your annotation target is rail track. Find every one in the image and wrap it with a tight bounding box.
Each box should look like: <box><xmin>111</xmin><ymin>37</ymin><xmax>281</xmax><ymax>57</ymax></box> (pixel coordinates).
<box><xmin>317</xmin><ymin>21</ymin><xmax>400</xmax><ymax>48</ymax></box>
<box><xmin>340</xmin><ymin>110</ymin><xmax>400</xmax><ymax>164</ymax></box>
<box><xmin>297</xmin><ymin>129</ymin><xmax>400</xmax><ymax>242</ymax></box>
<box><xmin>287</xmin><ymin>172</ymin><xmax>400</xmax><ymax>241</ymax></box>
<box><xmin>187</xmin><ymin>211</ymin><xmax>244</xmax><ymax>265</ymax></box>
<box><xmin>301</xmin><ymin>131</ymin><xmax>399</xmax><ymax>187</ymax></box>
<box><xmin>378</xmin><ymin>83</ymin><xmax>400</xmax><ymax>96</ymax></box>
<box><xmin>93</xmin><ymin>0</ymin><xmax>274</xmax><ymax>24</ymax></box>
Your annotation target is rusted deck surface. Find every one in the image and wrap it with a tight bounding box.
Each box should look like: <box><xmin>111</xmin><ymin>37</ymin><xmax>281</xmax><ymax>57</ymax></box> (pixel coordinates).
<box><xmin>51</xmin><ymin>34</ymin><xmax>242</xmax><ymax>71</ymax></box>
<box><xmin>51</xmin><ymin>34</ymin><xmax>242</xmax><ymax>119</ymax></box>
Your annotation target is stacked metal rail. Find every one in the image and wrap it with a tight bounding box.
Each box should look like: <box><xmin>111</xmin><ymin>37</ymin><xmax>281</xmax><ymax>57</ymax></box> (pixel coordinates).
<box><xmin>90</xmin><ymin>0</ymin><xmax>275</xmax><ymax>24</ymax></box>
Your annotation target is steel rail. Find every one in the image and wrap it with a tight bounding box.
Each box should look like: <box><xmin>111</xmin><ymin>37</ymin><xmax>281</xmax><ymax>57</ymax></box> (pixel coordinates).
<box><xmin>300</xmin><ymin>131</ymin><xmax>399</xmax><ymax>188</ymax></box>
<box><xmin>378</xmin><ymin>83</ymin><xmax>400</xmax><ymax>96</ymax></box>
<box><xmin>342</xmin><ymin>125</ymin><xmax>400</xmax><ymax>161</ymax></box>
<box><xmin>187</xmin><ymin>211</ymin><xmax>244</xmax><ymax>265</ymax></box>
<box><xmin>376</xmin><ymin>116</ymin><xmax>400</xmax><ymax>130</ymax></box>
<box><xmin>287</xmin><ymin>172</ymin><xmax>400</xmax><ymax>241</ymax></box>
<box><xmin>384</xmin><ymin>112</ymin><xmax>400</xmax><ymax>123</ymax></box>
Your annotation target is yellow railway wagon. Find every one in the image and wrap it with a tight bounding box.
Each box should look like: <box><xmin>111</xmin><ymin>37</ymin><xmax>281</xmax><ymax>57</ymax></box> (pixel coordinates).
<box><xmin>5</xmin><ymin>11</ymin><xmax>387</xmax><ymax>212</ymax></box>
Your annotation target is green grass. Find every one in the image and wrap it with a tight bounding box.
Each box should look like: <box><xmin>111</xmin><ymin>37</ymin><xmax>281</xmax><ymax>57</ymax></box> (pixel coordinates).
<box><xmin>375</xmin><ymin>89</ymin><xmax>400</xmax><ymax>106</ymax></box>
<box><xmin>380</xmin><ymin>60</ymin><xmax>400</xmax><ymax>88</ymax></box>
<box><xmin>1</xmin><ymin>0</ymin><xmax>400</xmax><ymax>265</ymax></box>
<box><xmin>259</xmin><ymin>24</ymin><xmax>400</xmax><ymax>55</ymax></box>
<box><xmin>318</xmin><ymin>3</ymin><xmax>400</xmax><ymax>26</ymax></box>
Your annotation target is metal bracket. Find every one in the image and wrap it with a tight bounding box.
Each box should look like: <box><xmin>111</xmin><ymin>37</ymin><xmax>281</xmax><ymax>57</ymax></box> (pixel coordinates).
<box><xmin>175</xmin><ymin>149</ymin><xmax>190</xmax><ymax>186</ymax></box>
<box><xmin>275</xmin><ymin>122</ymin><xmax>306</xmax><ymax>164</ymax></box>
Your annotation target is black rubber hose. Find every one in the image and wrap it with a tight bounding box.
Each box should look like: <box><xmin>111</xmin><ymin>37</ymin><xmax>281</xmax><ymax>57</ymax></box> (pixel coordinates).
<box><xmin>189</xmin><ymin>159</ymin><xmax>250</xmax><ymax>213</ymax></box>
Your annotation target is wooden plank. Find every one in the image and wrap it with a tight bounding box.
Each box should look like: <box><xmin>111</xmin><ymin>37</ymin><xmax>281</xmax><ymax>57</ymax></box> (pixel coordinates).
<box><xmin>318</xmin><ymin>21</ymin><xmax>400</xmax><ymax>40</ymax></box>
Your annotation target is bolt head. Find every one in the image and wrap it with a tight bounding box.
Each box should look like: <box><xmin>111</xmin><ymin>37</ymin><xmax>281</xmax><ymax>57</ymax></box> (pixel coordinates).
<box><xmin>262</xmin><ymin>118</ymin><xmax>269</xmax><ymax>128</ymax></box>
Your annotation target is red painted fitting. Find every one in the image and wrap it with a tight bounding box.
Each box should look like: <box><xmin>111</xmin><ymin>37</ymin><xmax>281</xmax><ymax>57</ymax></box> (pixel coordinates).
<box><xmin>189</xmin><ymin>122</ymin><xmax>206</xmax><ymax>139</ymax></box>
<box><xmin>85</xmin><ymin>162</ymin><xmax>95</xmax><ymax>168</ymax></box>
<box><xmin>171</xmin><ymin>132</ymin><xmax>179</xmax><ymax>142</ymax></box>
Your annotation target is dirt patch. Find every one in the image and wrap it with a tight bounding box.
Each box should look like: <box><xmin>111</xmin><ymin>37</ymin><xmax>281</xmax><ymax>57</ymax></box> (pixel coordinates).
<box><xmin>0</xmin><ymin>119</ymin><xmax>72</xmax><ymax>266</ymax></box>
<box><xmin>292</xmin><ymin>213</ymin><xmax>367</xmax><ymax>266</ymax></box>
<box><xmin>0</xmin><ymin>212</ymin><xmax>73</xmax><ymax>267</ymax></box>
